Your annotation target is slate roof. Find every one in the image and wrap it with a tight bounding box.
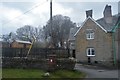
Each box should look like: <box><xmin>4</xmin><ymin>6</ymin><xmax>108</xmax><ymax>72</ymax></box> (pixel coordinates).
<box><xmin>15</xmin><ymin>40</ymin><xmax>32</xmax><ymax>44</ymax></box>
<box><xmin>96</xmin><ymin>13</ymin><xmax>120</xmax><ymax>32</ymax></box>
<box><xmin>68</xmin><ymin>27</ymin><xmax>79</xmax><ymax>41</ymax></box>
<box><xmin>114</xmin><ymin>13</ymin><xmax>120</xmax><ymax>26</ymax></box>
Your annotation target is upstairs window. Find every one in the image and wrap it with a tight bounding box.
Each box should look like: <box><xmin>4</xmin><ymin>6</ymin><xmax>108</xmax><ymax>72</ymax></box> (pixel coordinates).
<box><xmin>86</xmin><ymin>29</ymin><xmax>94</xmax><ymax>40</ymax></box>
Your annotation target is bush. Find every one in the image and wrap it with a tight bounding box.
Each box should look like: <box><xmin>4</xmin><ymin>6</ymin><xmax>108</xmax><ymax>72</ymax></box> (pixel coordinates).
<box><xmin>56</xmin><ymin>58</ymin><xmax>76</xmax><ymax>70</ymax></box>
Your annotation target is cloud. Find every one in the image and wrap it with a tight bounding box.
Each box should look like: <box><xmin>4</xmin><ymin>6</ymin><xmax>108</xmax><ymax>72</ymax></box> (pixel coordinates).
<box><xmin>58</xmin><ymin>2</ymin><xmax>118</xmax><ymax>23</ymax></box>
<box><xmin>1</xmin><ymin>1</ymin><xmax>48</xmax><ymax>34</ymax></box>
<box><xmin>1</xmin><ymin>6</ymin><xmax>22</xmax><ymax>23</ymax></box>
<box><xmin>52</xmin><ymin>2</ymin><xmax>73</xmax><ymax>16</ymax></box>
<box><xmin>1</xmin><ymin>0</ymin><xmax>120</xmax><ymax>2</ymax></box>
<box><xmin>1</xmin><ymin>1</ymin><xmax>73</xmax><ymax>34</ymax></box>
<box><xmin>0</xmin><ymin>0</ymin><xmax>118</xmax><ymax>35</ymax></box>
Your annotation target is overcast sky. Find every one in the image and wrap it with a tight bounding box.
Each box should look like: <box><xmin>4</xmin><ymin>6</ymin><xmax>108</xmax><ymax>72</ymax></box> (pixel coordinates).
<box><xmin>0</xmin><ymin>0</ymin><xmax>119</xmax><ymax>35</ymax></box>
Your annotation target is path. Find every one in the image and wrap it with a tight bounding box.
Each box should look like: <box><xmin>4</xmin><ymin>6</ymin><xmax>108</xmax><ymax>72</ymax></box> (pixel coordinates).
<box><xmin>75</xmin><ymin>64</ymin><xmax>118</xmax><ymax>79</ymax></box>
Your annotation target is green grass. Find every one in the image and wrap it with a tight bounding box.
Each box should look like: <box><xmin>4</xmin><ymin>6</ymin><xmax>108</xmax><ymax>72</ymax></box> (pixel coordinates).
<box><xmin>2</xmin><ymin>68</ymin><xmax>86</xmax><ymax>78</ymax></box>
<box><xmin>50</xmin><ymin>70</ymin><xmax>86</xmax><ymax>78</ymax></box>
<box><xmin>2</xmin><ymin>69</ymin><xmax>44</xmax><ymax>78</ymax></box>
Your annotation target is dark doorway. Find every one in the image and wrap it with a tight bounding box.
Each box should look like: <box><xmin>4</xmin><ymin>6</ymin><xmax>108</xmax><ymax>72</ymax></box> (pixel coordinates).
<box><xmin>72</xmin><ymin>50</ymin><xmax>76</xmax><ymax>58</ymax></box>
<box><xmin>88</xmin><ymin>57</ymin><xmax>91</xmax><ymax>63</ymax></box>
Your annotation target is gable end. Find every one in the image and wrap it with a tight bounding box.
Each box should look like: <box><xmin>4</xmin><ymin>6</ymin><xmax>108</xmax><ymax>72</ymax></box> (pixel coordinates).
<box><xmin>74</xmin><ymin>16</ymin><xmax>107</xmax><ymax>37</ymax></box>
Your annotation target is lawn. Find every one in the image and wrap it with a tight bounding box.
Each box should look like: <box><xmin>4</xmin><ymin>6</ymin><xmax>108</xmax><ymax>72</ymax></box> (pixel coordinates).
<box><xmin>2</xmin><ymin>68</ymin><xmax>85</xmax><ymax>78</ymax></box>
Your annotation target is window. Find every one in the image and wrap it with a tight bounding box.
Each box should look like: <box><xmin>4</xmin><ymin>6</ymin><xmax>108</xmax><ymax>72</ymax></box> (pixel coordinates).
<box><xmin>86</xmin><ymin>29</ymin><xmax>94</xmax><ymax>40</ymax></box>
<box><xmin>87</xmin><ymin>48</ymin><xmax>95</xmax><ymax>56</ymax></box>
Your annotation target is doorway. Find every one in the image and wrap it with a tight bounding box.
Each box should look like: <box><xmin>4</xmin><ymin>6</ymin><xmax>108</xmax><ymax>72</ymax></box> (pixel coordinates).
<box><xmin>88</xmin><ymin>57</ymin><xmax>91</xmax><ymax>63</ymax></box>
<box><xmin>72</xmin><ymin>50</ymin><xmax>76</xmax><ymax>58</ymax></box>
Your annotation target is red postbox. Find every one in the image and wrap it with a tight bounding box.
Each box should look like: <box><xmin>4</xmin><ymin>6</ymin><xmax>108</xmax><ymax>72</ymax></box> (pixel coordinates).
<box><xmin>47</xmin><ymin>54</ymin><xmax>56</xmax><ymax>71</ymax></box>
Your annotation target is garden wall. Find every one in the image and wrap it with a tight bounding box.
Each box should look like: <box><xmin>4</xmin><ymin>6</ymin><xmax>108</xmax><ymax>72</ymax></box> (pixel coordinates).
<box><xmin>2</xmin><ymin>57</ymin><xmax>76</xmax><ymax>71</ymax></box>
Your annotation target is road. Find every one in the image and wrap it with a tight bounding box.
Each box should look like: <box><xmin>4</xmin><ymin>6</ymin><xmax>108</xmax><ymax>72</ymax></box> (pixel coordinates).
<box><xmin>75</xmin><ymin>64</ymin><xmax>119</xmax><ymax>79</ymax></box>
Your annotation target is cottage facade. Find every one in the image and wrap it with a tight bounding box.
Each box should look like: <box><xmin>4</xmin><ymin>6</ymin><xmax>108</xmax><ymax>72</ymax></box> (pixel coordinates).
<box><xmin>74</xmin><ymin>5</ymin><xmax>120</xmax><ymax>65</ymax></box>
<box><xmin>75</xmin><ymin>16</ymin><xmax>113</xmax><ymax>65</ymax></box>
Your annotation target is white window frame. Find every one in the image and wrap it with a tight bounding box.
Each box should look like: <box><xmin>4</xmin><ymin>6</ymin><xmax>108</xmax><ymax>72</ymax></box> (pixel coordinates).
<box><xmin>86</xmin><ymin>48</ymin><xmax>95</xmax><ymax>56</ymax></box>
<box><xmin>86</xmin><ymin>29</ymin><xmax>94</xmax><ymax>40</ymax></box>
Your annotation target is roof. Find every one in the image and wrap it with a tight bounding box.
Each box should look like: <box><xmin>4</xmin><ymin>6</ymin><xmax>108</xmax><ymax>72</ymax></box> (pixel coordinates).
<box><xmin>96</xmin><ymin>13</ymin><xmax>120</xmax><ymax>32</ymax></box>
<box><xmin>74</xmin><ymin>16</ymin><xmax>107</xmax><ymax>36</ymax></box>
<box><xmin>115</xmin><ymin>13</ymin><xmax>120</xmax><ymax>25</ymax></box>
<box><xmin>112</xmin><ymin>14</ymin><xmax>120</xmax><ymax>32</ymax></box>
<box><xmin>74</xmin><ymin>13</ymin><xmax>120</xmax><ymax>36</ymax></box>
<box><xmin>14</xmin><ymin>40</ymin><xmax>32</xmax><ymax>44</ymax></box>
<box><xmin>68</xmin><ymin>27</ymin><xmax>79</xmax><ymax>41</ymax></box>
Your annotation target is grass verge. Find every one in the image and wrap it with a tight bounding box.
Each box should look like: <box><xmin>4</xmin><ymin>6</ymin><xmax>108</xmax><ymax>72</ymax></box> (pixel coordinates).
<box><xmin>2</xmin><ymin>68</ymin><xmax>86</xmax><ymax>78</ymax></box>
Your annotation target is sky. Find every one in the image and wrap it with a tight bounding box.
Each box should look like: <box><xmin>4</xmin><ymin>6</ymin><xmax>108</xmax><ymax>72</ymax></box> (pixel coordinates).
<box><xmin>0</xmin><ymin>0</ymin><xmax>119</xmax><ymax>35</ymax></box>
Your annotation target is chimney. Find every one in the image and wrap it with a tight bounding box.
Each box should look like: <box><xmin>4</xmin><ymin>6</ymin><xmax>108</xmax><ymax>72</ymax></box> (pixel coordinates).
<box><xmin>86</xmin><ymin>10</ymin><xmax>93</xmax><ymax>18</ymax></box>
<box><xmin>103</xmin><ymin>5</ymin><xmax>112</xmax><ymax>23</ymax></box>
<box><xmin>103</xmin><ymin>5</ymin><xmax>112</xmax><ymax>18</ymax></box>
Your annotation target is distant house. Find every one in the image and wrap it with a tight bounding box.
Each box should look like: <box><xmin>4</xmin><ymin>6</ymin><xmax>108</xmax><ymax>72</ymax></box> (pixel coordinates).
<box><xmin>68</xmin><ymin>27</ymin><xmax>79</xmax><ymax>58</ymax></box>
<box><xmin>10</xmin><ymin>40</ymin><xmax>32</xmax><ymax>48</ymax></box>
<box><xmin>0</xmin><ymin>39</ymin><xmax>10</xmax><ymax>48</ymax></box>
<box><xmin>73</xmin><ymin>5</ymin><xmax>120</xmax><ymax>66</ymax></box>
<box><xmin>0</xmin><ymin>39</ymin><xmax>3</xmax><ymax>48</ymax></box>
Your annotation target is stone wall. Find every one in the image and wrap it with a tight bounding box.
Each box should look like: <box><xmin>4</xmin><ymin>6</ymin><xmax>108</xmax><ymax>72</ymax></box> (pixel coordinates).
<box><xmin>2</xmin><ymin>57</ymin><xmax>76</xmax><ymax>71</ymax></box>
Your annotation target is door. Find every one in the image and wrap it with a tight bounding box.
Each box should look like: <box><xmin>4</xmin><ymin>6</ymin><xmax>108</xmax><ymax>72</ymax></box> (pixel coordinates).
<box><xmin>72</xmin><ymin>50</ymin><xmax>75</xmax><ymax>58</ymax></box>
<box><xmin>88</xmin><ymin>57</ymin><xmax>91</xmax><ymax>63</ymax></box>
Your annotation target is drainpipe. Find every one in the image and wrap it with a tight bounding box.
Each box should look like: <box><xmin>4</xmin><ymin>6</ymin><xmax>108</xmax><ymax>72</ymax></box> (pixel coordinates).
<box><xmin>112</xmin><ymin>31</ymin><xmax>116</xmax><ymax>65</ymax></box>
<box><xmin>111</xmin><ymin>21</ymin><xmax>120</xmax><ymax>65</ymax></box>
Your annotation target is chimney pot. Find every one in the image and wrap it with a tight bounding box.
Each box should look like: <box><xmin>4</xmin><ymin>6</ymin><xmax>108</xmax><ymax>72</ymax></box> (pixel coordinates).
<box><xmin>86</xmin><ymin>10</ymin><xmax>93</xmax><ymax>18</ymax></box>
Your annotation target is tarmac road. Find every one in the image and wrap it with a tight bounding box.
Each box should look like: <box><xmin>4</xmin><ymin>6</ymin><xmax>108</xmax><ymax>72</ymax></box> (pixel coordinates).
<box><xmin>75</xmin><ymin>64</ymin><xmax>119</xmax><ymax>79</ymax></box>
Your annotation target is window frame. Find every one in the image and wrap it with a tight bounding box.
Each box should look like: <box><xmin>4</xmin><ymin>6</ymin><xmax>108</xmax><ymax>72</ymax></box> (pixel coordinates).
<box><xmin>86</xmin><ymin>29</ymin><xmax>94</xmax><ymax>40</ymax></box>
<box><xmin>86</xmin><ymin>48</ymin><xmax>95</xmax><ymax>56</ymax></box>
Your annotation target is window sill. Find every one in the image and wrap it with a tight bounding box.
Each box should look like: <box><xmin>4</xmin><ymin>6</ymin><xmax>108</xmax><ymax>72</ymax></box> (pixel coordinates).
<box><xmin>87</xmin><ymin>55</ymin><xmax>95</xmax><ymax>57</ymax></box>
<box><xmin>86</xmin><ymin>38</ymin><xmax>94</xmax><ymax>40</ymax></box>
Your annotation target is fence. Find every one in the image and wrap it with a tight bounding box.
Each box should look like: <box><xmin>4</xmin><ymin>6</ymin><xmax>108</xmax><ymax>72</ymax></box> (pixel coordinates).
<box><xmin>2</xmin><ymin>48</ymin><xmax>70</xmax><ymax>58</ymax></box>
<box><xmin>2</xmin><ymin>48</ymin><xmax>76</xmax><ymax>70</ymax></box>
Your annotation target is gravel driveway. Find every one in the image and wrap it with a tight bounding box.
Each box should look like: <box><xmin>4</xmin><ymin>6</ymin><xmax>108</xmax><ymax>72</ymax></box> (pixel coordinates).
<box><xmin>75</xmin><ymin>64</ymin><xmax>119</xmax><ymax>79</ymax></box>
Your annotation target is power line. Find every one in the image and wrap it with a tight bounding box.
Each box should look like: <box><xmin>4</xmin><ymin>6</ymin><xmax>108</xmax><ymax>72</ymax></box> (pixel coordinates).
<box><xmin>3</xmin><ymin>1</ymin><xmax>48</xmax><ymax>26</ymax></box>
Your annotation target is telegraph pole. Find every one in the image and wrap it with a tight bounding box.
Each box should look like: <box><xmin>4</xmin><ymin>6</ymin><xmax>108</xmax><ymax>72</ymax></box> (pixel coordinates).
<box><xmin>50</xmin><ymin>0</ymin><xmax>52</xmax><ymax>35</ymax></box>
<box><xmin>50</xmin><ymin>0</ymin><xmax>53</xmax><ymax>47</ymax></box>
<box><xmin>50</xmin><ymin>0</ymin><xmax>52</xmax><ymax>22</ymax></box>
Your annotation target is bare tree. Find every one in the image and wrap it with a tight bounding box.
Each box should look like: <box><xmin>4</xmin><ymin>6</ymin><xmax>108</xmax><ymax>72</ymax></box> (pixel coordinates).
<box><xmin>16</xmin><ymin>25</ymin><xmax>45</xmax><ymax>43</ymax></box>
<box><xmin>2</xmin><ymin>32</ymin><xmax>17</xmax><ymax>42</ymax></box>
<box><xmin>44</xmin><ymin>15</ymin><xmax>76</xmax><ymax>48</ymax></box>
<box><xmin>16</xmin><ymin>25</ymin><xmax>34</xmax><ymax>41</ymax></box>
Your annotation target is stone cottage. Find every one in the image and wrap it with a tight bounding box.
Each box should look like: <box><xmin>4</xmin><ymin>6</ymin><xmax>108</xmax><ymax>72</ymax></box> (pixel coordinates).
<box><xmin>73</xmin><ymin>5</ymin><xmax>120</xmax><ymax>66</ymax></box>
